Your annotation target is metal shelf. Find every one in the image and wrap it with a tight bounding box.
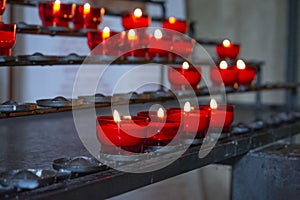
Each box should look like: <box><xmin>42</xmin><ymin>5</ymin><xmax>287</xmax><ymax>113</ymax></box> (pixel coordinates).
<box><xmin>0</xmin><ymin>52</ymin><xmax>264</xmax><ymax>67</ymax></box>
<box><xmin>1</xmin><ymin>106</ymin><xmax>299</xmax><ymax>199</ymax></box>
<box><xmin>0</xmin><ymin>83</ymin><xmax>299</xmax><ymax>119</ymax></box>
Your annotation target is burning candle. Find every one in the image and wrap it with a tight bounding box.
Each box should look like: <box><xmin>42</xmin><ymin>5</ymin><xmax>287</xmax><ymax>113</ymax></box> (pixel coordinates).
<box><xmin>171</xmin><ymin>36</ymin><xmax>195</xmax><ymax>59</ymax></box>
<box><xmin>102</xmin><ymin>26</ymin><xmax>110</xmax><ymax>40</ymax></box>
<box><xmin>0</xmin><ymin>0</ymin><xmax>7</xmax><ymax>16</ymax></box>
<box><xmin>84</xmin><ymin>6</ymin><xmax>105</xmax><ymax>29</ymax></box>
<box><xmin>216</xmin><ymin>39</ymin><xmax>240</xmax><ymax>59</ymax></box>
<box><xmin>138</xmin><ymin>108</ymin><xmax>180</xmax><ymax>147</ymax></box>
<box><xmin>97</xmin><ymin>110</ymin><xmax>148</xmax><ymax>153</ymax></box>
<box><xmin>183</xmin><ymin>102</ymin><xmax>209</xmax><ymax>137</ymax></box>
<box><xmin>38</xmin><ymin>1</ymin><xmax>56</xmax><ymax>26</ymax></box>
<box><xmin>210</xmin><ymin>60</ymin><xmax>238</xmax><ymax>87</ymax></box>
<box><xmin>55</xmin><ymin>2</ymin><xmax>76</xmax><ymax>28</ymax></box>
<box><xmin>123</xmin><ymin>29</ymin><xmax>148</xmax><ymax>58</ymax></box>
<box><xmin>209</xmin><ymin>99</ymin><xmax>234</xmax><ymax>132</ymax></box>
<box><xmin>122</xmin><ymin>8</ymin><xmax>151</xmax><ymax>30</ymax></box>
<box><xmin>0</xmin><ymin>23</ymin><xmax>16</xmax><ymax>56</ymax></box>
<box><xmin>168</xmin><ymin>61</ymin><xmax>202</xmax><ymax>90</ymax></box>
<box><xmin>236</xmin><ymin>59</ymin><xmax>256</xmax><ymax>86</ymax></box>
<box><xmin>162</xmin><ymin>16</ymin><xmax>187</xmax><ymax>33</ymax></box>
<box><xmin>148</xmin><ymin>29</ymin><xmax>171</xmax><ymax>58</ymax></box>
<box><xmin>83</xmin><ymin>3</ymin><xmax>90</xmax><ymax>17</ymax></box>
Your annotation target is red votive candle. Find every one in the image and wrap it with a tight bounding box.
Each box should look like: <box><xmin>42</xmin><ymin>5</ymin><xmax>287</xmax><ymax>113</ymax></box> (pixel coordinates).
<box><xmin>148</xmin><ymin>29</ymin><xmax>171</xmax><ymax>59</ymax></box>
<box><xmin>137</xmin><ymin>109</ymin><xmax>180</xmax><ymax>147</ymax></box>
<box><xmin>87</xmin><ymin>27</ymin><xmax>120</xmax><ymax>56</ymax></box>
<box><xmin>123</xmin><ymin>29</ymin><xmax>148</xmax><ymax>58</ymax></box>
<box><xmin>97</xmin><ymin>114</ymin><xmax>148</xmax><ymax>153</ymax></box>
<box><xmin>168</xmin><ymin>62</ymin><xmax>202</xmax><ymax>90</ymax></box>
<box><xmin>0</xmin><ymin>0</ymin><xmax>7</xmax><ymax>16</ymax></box>
<box><xmin>210</xmin><ymin>60</ymin><xmax>238</xmax><ymax>87</ymax></box>
<box><xmin>122</xmin><ymin>8</ymin><xmax>151</xmax><ymax>30</ymax></box>
<box><xmin>55</xmin><ymin>3</ymin><xmax>76</xmax><ymax>28</ymax></box>
<box><xmin>207</xmin><ymin>100</ymin><xmax>234</xmax><ymax>133</ymax></box>
<box><xmin>216</xmin><ymin>39</ymin><xmax>240</xmax><ymax>59</ymax></box>
<box><xmin>236</xmin><ymin>59</ymin><xmax>256</xmax><ymax>86</ymax></box>
<box><xmin>171</xmin><ymin>37</ymin><xmax>195</xmax><ymax>59</ymax></box>
<box><xmin>38</xmin><ymin>1</ymin><xmax>56</xmax><ymax>26</ymax></box>
<box><xmin>162</xmin><ymin>17</ymin><xmax>187</xmax><ymax>33</ymax></box>
<box><xmin>0</xmin><ymin>23</ymin><xmax>16</xmax><ymax>56</ymax></box>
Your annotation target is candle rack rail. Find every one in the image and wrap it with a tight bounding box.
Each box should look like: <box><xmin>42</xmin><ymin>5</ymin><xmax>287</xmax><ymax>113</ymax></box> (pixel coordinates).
<box><xmin>0</xmin><ymin>52</ymin><xmax>264</xmax><ymax>67</ymax></box>
<box><xmin>0</xmin><ymin>107</ymin><xmax>299</xmax><ymax>199</ymax></box>
<box><xmin>0</xmin><ymin>82</ymin><xmax>299</xmax><ymax>119</ymax></box>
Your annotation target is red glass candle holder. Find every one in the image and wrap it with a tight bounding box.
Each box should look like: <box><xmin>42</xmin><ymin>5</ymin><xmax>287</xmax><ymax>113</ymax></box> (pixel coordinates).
<box><xmin>137</xmin><ymin>111</ymin><xmax>180</xmax><ymax>147</ymax></box>
<box><xmin>122</xmin><ymin>30</ymin><xmax>149</xmax><ymax>58</ymax></box>
<box><xmin>122</xmin><ymin>12</ymin><xmax>151</xmax><ymax>30</ymax></box>
<box><xmin>87</xmin><ymin>30</ymin><xmax>120</xmax><ymax>56</ymax></box>
<box><xmin>38</xmin><ymin>1</ymin><xmax>56</xmax><ymax>26</ymax></box>
<box><xmin>237</xmin><ymin>66</ymin><xmax>256</xmax><ymax>86</ymax></box>
<box><xmin>97</xmin><ymin>116</ymin><xmax>148</xmax><ymax>153</ymax></box>
<box><xmin>0</xmin><ymin>0</ymin><xmax>7</xmax><ymax>15</ymax></box>
<box><xmin>162</xmin><ymin>17</ymin><xmax>187</xmax><ymax>33</ymax></box>
<box><xmin>55</xmin><ymin>3</ymin><xmax>76</xmax><ymax>28</ymax></box>
<box><xmin>84</xmin><ymin>7</ymin><xmax>105</xmax><ymax>29</ymax></box>
<box><xmin>209</xmin><ymin>105</ymin><xmax>234</xmax><ymax>132</ymax></box>
<box><xmin>72</xmin><ymin>4</ymin><xmax>84</xmax><ymax>30</ymax></box>
<box><xmin>216</xmin><ymin>42</ymin><xmax>240</xmax><ymax>59</ymax></box>
<box><xmin>171</xmin><ymin>37</ymin><xmax>195</xmax><ymax>59</ymax></box>
<box><xmin>168</xmin><ymin>64</ymin><xmax>202</xmax><ymax>90</ymax></box>
<box><xmin>210</xmin><ymin>66</ymin><xmax>238</xmax><ymax>87</ymax></box>
<box><xmin>148</xmin><ymin>34</ymin><xmax>172</xmax><ymax>59</ymax></box>
<box><xmin>0</xmin><ymin>23</ymin><xmax>16</xmax><ymax>56</ymax></box>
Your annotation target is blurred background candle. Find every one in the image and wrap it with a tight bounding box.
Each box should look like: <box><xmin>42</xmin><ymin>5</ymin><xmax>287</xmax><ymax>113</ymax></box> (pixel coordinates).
<box><xmin>55</xmin><ymin>2</ymin><xmax>76</xmax><ymax>28</ymax></box>
<box><xmin>97</xmin><ymin>110</ymin><xmax>148</xmax><ymax>153</ymax></box>
<box><xmin>39</xmin><ymin>1</ymin><xmax>56</xmax><ymax>26</ymax></box>
<box><xmin>0</xmin><ymin>23</ymin><xmax>16</xmax><ymax>56</ymax></box>
<box><xmin>171</xmin><ymin>37</ymin><xmax>195</xmax><ymax>59</ymax></box>
<box><xmin>168</xmin><ymin>61</ymin><xmax>202</xmax><ymax>90</ymax></box>
<box><xmin>148</xmin><ymin>29</ymin><xmax>171</xmax><ymax>59</ymax></box>
<box><xmin>0</xmin><ymin>0</ymin><xmax>7</xmax><ymax>16</ymax></box>
<box><xmin>122</xmin><ymin>8</ymin><xmax>151</xmax><ymax>30</ymax></box>
<box><xmin>236</xmin><ymin>59</ymin><xmax>257</xmax><ymax>86</ymax></box>
<box><xmin>162</xmin><ymin>16</ymin><xmax>187</xmax><ymax>33</ymax></box>
<box><xmin>123</xmin><ymin>29</ymin><xmax>147</xmax><ymax>58</ymax></box>
<box><xmin>210</xmin><ymin>60</ymin><xmax>238</xmax><ymax>87</ymax></box>
<box><xmin>84</xmin><ymin>6</ymin><xmax>104</xmax><ymax>29</ymax></box>
<box><xmin>216</xmin><ymin>39</ymin><xmax>240</xmax><ymax>59</ymax></box>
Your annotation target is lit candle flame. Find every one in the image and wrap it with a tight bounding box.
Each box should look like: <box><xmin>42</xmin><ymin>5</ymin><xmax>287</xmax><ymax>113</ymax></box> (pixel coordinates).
<box><xmin>236</xmin><ymin>59</ymin><xmax>246</xmax><ymax>70</ymax></box>
<box><xmin>222</xmin><ymin>39</ymin><xmax>231</xmax><ymax>48</ymax></box>
<box><xmin>184</xmin><ymin>102</ymin><xmax>191</xmax><ymax>112</ymax></box>
<box><xmin>210</xmin><ymin>99</ymin><xmax>218</xmax><ymax>109</ymax></box>
<box><xmin>168</xmin><ymin>16</ymin><xmax>176</xmax><ymax>24</ymax></box>
<box><xmin>128</xmin><ymin>29</ymin><xmax>137</xmax><ymax>41</ymax></box>
<box><xmin>101</xmin><ymin>8</ymin><xmax>105</xmax><ymax>15</ymax></box>
<box><xmin>134</xmin><ymin>8</ymin><xmax>143</xmax><ymax>18</ymax></box>
<box><xmin>83</xmin><ymin>3</ymin><xmax>91</xmax><ymax>16</ymax></box>
<box><xmin>182</xmin><ymin>61</ymin><xmax>190</xmax><ymax>70</ymax></box>
<box><xmin>219</xmin><ymin>60</ymin><xmax>228</xmax><ymax>69</ymax></box>
<box><xmin>113</xmin><ymin>109</ymin><xmax>121</xmax><ymax>123</ymax></box>
<box><xmin>102</xmin><ymin>26</ymin><xmax>110</xmax><ymax>40</ymax></box>
<box><xmin>157</xmin><ymin>108</ymin><xmax>164</xmax><ymax>118</ymax></box>
<box><xmin>154</xmin><ymin>29</ymin><xmax>163</xmax><ymax>40</ymax></box>
<box><xmin>53</xmin><ymin>0</ymin><xmax>61</xmax><ymax>15</ymax></box>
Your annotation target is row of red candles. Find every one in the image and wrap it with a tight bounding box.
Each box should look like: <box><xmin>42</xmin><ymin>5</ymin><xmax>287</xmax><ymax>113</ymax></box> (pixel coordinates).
<box><xmin>38</xmin><ymin>1</ymin><xmax>187</xmax><ymax>32</ymax></box>
<box><xmin>96</xmin><ymin>100</ymin><xmax>234</xmax><ymax>152</ymax></box>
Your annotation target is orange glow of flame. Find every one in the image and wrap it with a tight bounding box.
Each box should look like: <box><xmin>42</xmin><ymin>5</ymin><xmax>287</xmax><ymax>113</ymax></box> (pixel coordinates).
<box><xmin>222</xmin><ymin>39</ymin><xmax>232</xmax><ymax>48</ymax></box>
<box><xmin>102</xmin><ymin>26</ymin><xmax>110</xmax><ymax>40</ymax></box>
<box><xmin>128</xmin><ymin>29</ymin><xmax>137</xmax><ymax>41</ymax></box>
<box><xmin>210</xmin><ymin>99</ymin><xmax>218</xmax><ymax>109</ymax></box>
<box><xmin>219</xmin><ymin>60</ymin><xmax>228</xmax><ymax>69</ymax></box>
<box><xmin>168</xmin><ymin>16</ymin><xmax>176</xmax><ymax>24</ymax></box>
<box><xmin>184</xmin><ymin>102</ymin><xmax>191</xmax><ymax>112</ymax></box>
<box><xmin>182</xmin><ymin>61</ymin><xmax>190</xmax><ymax>70</ymax></box>
<box><xmin>53</xmin><ymin>0</ymin><xmax>61</xmax><ymax>14</ymax></box>
<box><xmin>237</xmin><ymin>59</ymin><xmax>246</xmax><ymax>70</ymax></box>
<box><xmin>113</xmin><ymin>110</ymin><xmax>121</xmax><ymax>123</ymax></box>
<box><xmin>134</xmin><ymin>8</ymin><xmax>143</xmax><ymax>18</ymax></box>
<box><xmin>157</xmin><ymin>108</ymin><xmax>164</xmax><ymax>118</ymax></box>
<box><xmin>83</xmin><ymin>3</ymin><xmax>90</xmax><ymax>16</ymax></box>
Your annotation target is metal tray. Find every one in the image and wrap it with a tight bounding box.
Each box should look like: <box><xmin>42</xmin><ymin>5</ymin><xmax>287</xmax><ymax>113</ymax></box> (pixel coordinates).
<box><xmin>78</xmin><ymin>93</ymin><xmax>111</xmax><ymax>104</ymax></box>
<box><xmin>0</xmin><ymin>101</ymin><xmax>37</xmax><ymax>112</ymax></box>
<box><xmin>0</xmin><ymin>169</ymin><xmax>57</xmax><ymax>190</ymax></box>
<box><xmin>52</xmin><ymin>156</ymin><xmax>108</xmax><ymax>174</ymax></box>
<box><xmin>36</xmin><ymin>96</ymin><xmax>83</xmax><ymax>108</ymax></box>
